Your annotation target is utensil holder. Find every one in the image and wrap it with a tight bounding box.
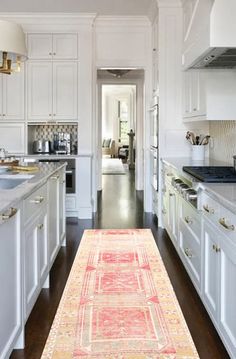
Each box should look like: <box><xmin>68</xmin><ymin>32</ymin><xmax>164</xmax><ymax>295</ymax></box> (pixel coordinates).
<box><xmin>191</xmin><ymin>145</ymin><xmax>205</xmax><ymax>161</ymax></box>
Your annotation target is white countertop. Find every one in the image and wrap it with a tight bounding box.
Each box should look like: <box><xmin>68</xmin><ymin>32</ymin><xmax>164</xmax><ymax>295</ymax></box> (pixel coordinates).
<box><xmin>0</xmin><ymin>162</ymin><xmax>66</xmax><ymax>213</ymax></box>
<box><xmin>162</xmin><ymin>157</ymin><xmax>236</xmax><ymax>213</ymax></box>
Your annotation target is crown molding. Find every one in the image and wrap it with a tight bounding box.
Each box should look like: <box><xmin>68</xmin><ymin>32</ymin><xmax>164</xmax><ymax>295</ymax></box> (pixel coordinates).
<box><xmin>0</xmin><ymin>12</ymin><xmax>97</xmax><ymax>26</ymax></box>
<box><xmin>157</xmin><ymin>0</ymin><xmax>182</xmax><ymax>8</ymax></box>
<box><xmin>95</xmin><ymin>15</ymin><xmax>151</xmax><ymax>28</ymax></box>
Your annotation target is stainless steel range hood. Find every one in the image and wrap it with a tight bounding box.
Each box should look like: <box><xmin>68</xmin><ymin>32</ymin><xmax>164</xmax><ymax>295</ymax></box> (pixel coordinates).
<box><xmin>183</xmin><ymin>0</ymin><xmax>236</xmax><ymax>69</ymax></box>
<box><xmin>192</xmin><ymin>48</ymin><xmax>236</xmax><ymax>69</ymax></box>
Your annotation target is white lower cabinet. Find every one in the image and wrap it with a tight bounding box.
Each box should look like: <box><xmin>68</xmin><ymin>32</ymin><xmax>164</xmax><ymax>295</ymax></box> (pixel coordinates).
<box><xmin>24</xmin><ymin>208</ymin><xmax>48</xmax><ymax>321</ymax></box>
<box><xmin>162</xmin><ymin>185</ymin><xmax>178</xmax><ymax>248</ymax></box>
<box><xmin>203</xmin><ymin>217</ymin><xmax>236</xmax><ymax>358</ymax></box>
<box><xmin>48</xmin><ymin>169</ymin><xmax>66</xmax><ymax>268</ymax></box>
<box><xmin>0</xmin><ymin>206</ymin><xmax>23</xmax><ymax>359</ymax></box>
<box><xmin>179</xmin><ymin>199</ymin><xmax>202</xmax><ymax>293</ymax></box>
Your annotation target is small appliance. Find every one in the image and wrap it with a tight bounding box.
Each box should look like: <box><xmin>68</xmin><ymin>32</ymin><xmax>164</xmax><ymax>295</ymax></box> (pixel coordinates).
<box><xmin>33</xmin><ymin>139</ymin><xmax>51</xmax><ymax>154</ymax></box>
<box><xmin>53</xmin><ymin>132</ymin><xmax>71</xmax><ymax>154</ymax></box>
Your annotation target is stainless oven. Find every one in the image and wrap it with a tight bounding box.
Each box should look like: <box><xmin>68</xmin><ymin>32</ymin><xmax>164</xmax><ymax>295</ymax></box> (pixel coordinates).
<box><xmin>38</xmin><ymin>158</ymin><xmax>76</xmax><ymax>194</ymax></box>
<box><xmin>65</xmin><ymin>159</ymin><xmax>75</xmax><ymax>194</ymax></box>
<box><xmin>150</xmin><ymin>97</ymin><xmax>159</xmax><ymax>148</ymax></box>
<box><xmin>150</xmin><ymin>146</ymin><xmax>159</xmax><ymax>191</ymax></box>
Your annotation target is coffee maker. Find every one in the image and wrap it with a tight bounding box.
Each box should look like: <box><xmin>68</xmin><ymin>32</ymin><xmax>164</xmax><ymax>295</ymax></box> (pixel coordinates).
<box><xmin>53</xmin><ymin>132</ymin><xmax>71</xmax><ymax>154</ymax></box>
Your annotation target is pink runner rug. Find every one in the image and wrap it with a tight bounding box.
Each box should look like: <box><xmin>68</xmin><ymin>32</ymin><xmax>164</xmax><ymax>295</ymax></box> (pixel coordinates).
<box><xmin>41</xmin><ymin>229</ymin><xmax>199</xmax><ymax>358</ymax></box>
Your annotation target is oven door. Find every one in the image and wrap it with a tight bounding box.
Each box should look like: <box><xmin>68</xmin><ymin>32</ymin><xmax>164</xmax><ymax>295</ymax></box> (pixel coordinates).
<box><xmin>65</xmin><ymin>159</ymin><xmax>75</xmax><ymax>194</ymax></box>
<box><xmin>65</xmin><ymin>169</ymin><xmax>75</xmax><ymax>193</ymax></box>
<box><xmin>150</xmin><ymin>104</ymin><xmax>159</xmax><ymax>148</ymax></box>
<box><xmin>150</xmin><ymin>146</ymin><xmax>158</xmax><ymax>191</ymax></box>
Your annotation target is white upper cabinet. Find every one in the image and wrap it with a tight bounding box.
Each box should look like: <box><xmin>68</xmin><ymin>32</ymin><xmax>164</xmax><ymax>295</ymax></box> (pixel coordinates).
<box><xmin>27</xmin><ymin>61</ymin><xmax>78</xmax><ymax>121</ymax></box>
<box><xmin>183</xmin><ymin>69</ymin><xmax>236</xmax><ymax>121</ymax></box>
<box><xmin>151</xmin><ymin>17</ymin><xmax>159</xmax><ymax>95</ymax></box>
<box><xmin>0</xmin><ymin>65</ymin><xmax>25</xmax><ymax>121</ymax></box>
<box><xmin>27</xmin><ymin>33</ymin><xmax>78</xmax><ymax>60</ymax></box>
<box><xmin>182</xmin><ymin>70</ymin><xmax>206</xmax><ymax>121</ymax></box>
<box><xmin>52</xmin><ymin>62</ymin><xmax>78</xmax><ymax>121</ymax></box>
<box><xmin>27</xmin><ymin>62</ymin><xmax>53</xmax><ymax>121</ymax></box>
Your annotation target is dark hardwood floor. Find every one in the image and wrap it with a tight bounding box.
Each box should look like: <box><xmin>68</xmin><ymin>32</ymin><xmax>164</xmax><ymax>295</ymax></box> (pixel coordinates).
<box><xmin>11</xmin><ymin>170</ymin><xmax>230</xmax><ymax>359</ymax></box>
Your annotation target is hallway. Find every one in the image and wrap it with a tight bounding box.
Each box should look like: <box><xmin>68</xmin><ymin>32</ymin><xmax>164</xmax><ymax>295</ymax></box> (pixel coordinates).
<box><xmin>11</xmin><ymin>171</ymin><xmax>229</xmax><ymax>359</ymax></box>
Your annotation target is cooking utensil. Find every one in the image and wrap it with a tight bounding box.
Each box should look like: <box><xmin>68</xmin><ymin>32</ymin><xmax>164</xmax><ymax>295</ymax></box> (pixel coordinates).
<box><xmin>200</xmin><ymin>135</ymin><xmax>210</xmax><ymax>145</ymax></box>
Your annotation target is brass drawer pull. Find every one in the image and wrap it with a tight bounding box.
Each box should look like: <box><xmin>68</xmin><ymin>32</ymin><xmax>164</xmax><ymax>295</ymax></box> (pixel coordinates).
<box><xmin>212</xmin><ymin>244</ymin><xmax>221</xmax><ymax>253</ymax></box>
<box><xmin>30</xmin><ymin>196</ymin><xmax>44</xmax><ymax>204</ymax></box>
<box><xmin>166</xmin><ymin>173</ymin><xmax>173</xmax><ymax>177</ymax></box>
<box><xmin>37</xmin><ymin>223</ymin><xmax>44</xmax><ymax>230</ymax></box>
<box><xmin>184</xmin><ymin>247</ymin><xmax>193</xmax><ymax>258</ymax></box>
<box><xmin>203</xmin><ymin>204</ymin><xmax>215</xmax><ymax>214</ymax></box>
<box><xmin>0</xmin><ymin>207</ymin><xmax>17</xmax><ymax>220</ymax></box>
<box><xmin>169</xmin><ymin>192</ymin><xmax>175</xmax><ymax>197</ymax></box>
<box><xmin>185</xmin><ymin>216</ymin><xmax>193</xmax><ymax>225</ymax></box>
<box><xmin>218</xmin><ymin>217</ymin><xmax>235</xmax><ymax>231</ymax></box>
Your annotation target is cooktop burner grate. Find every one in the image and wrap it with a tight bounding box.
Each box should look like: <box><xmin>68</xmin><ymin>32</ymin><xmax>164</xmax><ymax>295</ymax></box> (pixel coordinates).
<box><xmin>182</xmin><ymin>166</ymin><xmax>236</xmax><ymax>182</ymax></box>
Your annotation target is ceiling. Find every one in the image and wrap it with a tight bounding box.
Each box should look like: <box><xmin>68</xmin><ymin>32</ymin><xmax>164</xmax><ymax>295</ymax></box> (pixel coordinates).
<box><xmin>0</xmin><ymin>0</ymin><xmax>156</xmax><ymax>16</ymax></box>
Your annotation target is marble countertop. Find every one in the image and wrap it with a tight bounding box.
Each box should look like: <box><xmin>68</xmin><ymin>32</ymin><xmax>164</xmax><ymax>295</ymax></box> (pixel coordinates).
<box><xmin>162</xmin><ymin>157</ymin><xmax>236</xmax><ymax>213</ymax></box>
<box><xmin>0</xmin><ymin>162</ymin><xmax>66</xmax><ymax>214</ymax></box>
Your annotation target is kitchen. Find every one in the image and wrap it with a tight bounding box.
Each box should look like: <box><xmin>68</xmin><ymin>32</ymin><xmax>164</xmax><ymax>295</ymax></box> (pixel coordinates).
<box><xmin>0</xmin><ymin>0</ymin><xmax>236</xmax><ymax>358</ymax></box>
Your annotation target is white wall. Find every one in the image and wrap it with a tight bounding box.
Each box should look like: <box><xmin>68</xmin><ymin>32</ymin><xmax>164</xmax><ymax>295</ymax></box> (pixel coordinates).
<box><xmin>93</xmin><ymin>17</ymin><xmax>152</xmax><ymax>211</ymax></box>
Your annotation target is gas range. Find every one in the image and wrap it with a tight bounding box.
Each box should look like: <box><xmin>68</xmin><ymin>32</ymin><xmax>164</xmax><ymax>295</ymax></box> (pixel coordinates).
<box><xmin>183</xmin><ymin>166</ymin><xmax>236</xmax><ymax>183</ymax></box>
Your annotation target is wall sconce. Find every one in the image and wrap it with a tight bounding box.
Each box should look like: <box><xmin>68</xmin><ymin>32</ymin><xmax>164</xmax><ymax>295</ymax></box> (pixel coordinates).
<box><xmin>0</xmin><ymin>20</ymin><xmax>27</xmax><ymax>75</ymax></box>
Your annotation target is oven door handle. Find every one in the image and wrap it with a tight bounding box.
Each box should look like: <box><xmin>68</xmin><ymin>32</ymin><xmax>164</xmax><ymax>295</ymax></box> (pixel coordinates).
<box><xmin>66</xmin><ymin>170</ymin><xmax>73</xmax><ymax>174</ymax></box>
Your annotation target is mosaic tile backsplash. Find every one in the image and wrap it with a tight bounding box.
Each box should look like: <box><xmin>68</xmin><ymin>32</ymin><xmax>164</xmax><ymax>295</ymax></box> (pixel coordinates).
<box><xmin>29</xmin><ymin>124</ymin><xmax>78</xmax><ymax>153</ymax></box>
<box><xmin>209</xmin><ymin>121</ymin><xmax>236</xmax><ymax>164</ymax></box>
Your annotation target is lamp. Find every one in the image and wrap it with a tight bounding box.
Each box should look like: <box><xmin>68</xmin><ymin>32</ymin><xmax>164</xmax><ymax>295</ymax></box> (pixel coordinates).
<box><xmin>0</xmin><ymin>20</ymin><xmax>27</xmax><ymax>75</ymax></box>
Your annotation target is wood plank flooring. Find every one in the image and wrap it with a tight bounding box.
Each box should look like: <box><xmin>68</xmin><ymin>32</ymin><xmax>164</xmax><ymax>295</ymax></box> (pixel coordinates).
<box><xmin>10</xmin><ymin>170</ymin><xmax>230</xmax><ymax>359</ymax></box>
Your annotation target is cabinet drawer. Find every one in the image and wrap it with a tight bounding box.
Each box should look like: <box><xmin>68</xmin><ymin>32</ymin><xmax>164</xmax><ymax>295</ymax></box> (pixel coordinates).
<box><xmin>218</xmin><ymin>205</ymin><xmax>236</xmax><ymax>242</ymax></box>
<box><xmin>179</xmin><ymin>219</ymin><xmax>201</xmax><ymax>291</ymax></box>
<box><xmin>66</xmin><ymin>195</ymin><xmax>77</xmax><ymax>210</ymax></box>
<box><xmin>200</xmin><ymin>192</ymin><xmax>220</xmax><ymax>224</ymax></box>
<box><xmin>181</xmin><ymin>199</ymin><xmax>201</xmax><ymax>241</ymax></box>
<box><xmin>23</xmin><ymin>183</ymin><xmax>47</xmax><ymax>223</ymax></box>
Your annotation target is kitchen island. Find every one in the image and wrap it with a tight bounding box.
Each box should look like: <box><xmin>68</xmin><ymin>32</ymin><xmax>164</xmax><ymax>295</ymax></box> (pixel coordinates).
<box><xmin>0</xmin><ymin>161</ymin><xmax>66</xmax><ymax>359</ymax></box>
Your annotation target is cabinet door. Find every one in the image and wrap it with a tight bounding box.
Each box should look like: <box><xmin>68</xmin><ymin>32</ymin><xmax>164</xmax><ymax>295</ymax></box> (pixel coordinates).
<box><xmin>182</xmin><ymin>71</ymin><xmax>191</xmax><ymax>117</ymax></box>
<box><xmin>53</xmin><ymin>62</ymin><xmax>78</xmax><ymax>121</ymax></box>
<box><xmin>0</xmin><ymin>207</ymin><xmax>22</xmax><ymax>359</ymax></box>
<box><xmin>48</xmin><ymin>174</ymin><xmax>60</xmax><ymax>267</ymax></box>
<box><xmin>59</xmin><ymin>170</ymin><xmax>66</xmax><ymax>244</ymax></box>
<box><xmin>38</xmin><ymin>211</ymin><xmax>48</xmax><ymax>285</ymax></box>
<box><xmin>219</xmin><ymin>239</ymin><xmax>236</xmax><ymax>358</ymax></box>
<box><xmin>167</xmin><ymin>187</ymin><xmax>178</xmax><ymax>245</ymax></box>
<box><xmin>2</xmin><ymin>64</ymin><xmax>25</xmax><ymax>120</ymax></box>
<box><xmin>53</xmin><ymin>34</ymin><xmax>78</xmax><ymax>59</ymax></box>
<box><xmin>27</xmin><ymin>61</ymin><xmax>53</xmax><ymax>121</ymax></box>
<box><xmin>191</xmin><ymin>71</ymin><xmax>206</xmax><ymax>117</ymax></box>
<box><xmin>27</xmin><ymin>34</ymin><xmax>52</xmax><ymax>59</ymax></box>
<box><xmin>24</xmin><ymin>217</ymin><xmax>40</xmax><ymax>321</ymax></box>
<box><xmin>0</xmin><ymin>123</ymin><xmax>25</xmax><ymax>154</ymax></box>
<box><xmin>202</xmin><ymin>220</ymin><xmax>219</xmax><ymax>322</ymax></box>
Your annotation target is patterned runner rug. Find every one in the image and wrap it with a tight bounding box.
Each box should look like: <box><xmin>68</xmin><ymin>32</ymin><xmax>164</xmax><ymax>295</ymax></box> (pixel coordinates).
<box><xmin>41</xmin><ymin>229</ymin><xmax>199</xmax><ymax>359</ymax></box>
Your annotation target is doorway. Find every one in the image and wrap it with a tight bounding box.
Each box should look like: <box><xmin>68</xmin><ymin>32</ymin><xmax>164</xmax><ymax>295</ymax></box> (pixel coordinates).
<box><xmin>101</xmin><ymin>84</ymin><xmax>136</xmax><ymax>175</ymax></box>
<box><xmin>96</xmin><ymin>69</ymin><xmax>144</xmax><ymax>194</ymax></box>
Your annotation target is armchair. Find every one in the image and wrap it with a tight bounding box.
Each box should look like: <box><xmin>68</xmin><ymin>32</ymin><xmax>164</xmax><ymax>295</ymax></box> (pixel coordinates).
<box><xmin>102</xmin><ymin>138</ymin><xmax>116</xmax><ymax>158</ymax></box>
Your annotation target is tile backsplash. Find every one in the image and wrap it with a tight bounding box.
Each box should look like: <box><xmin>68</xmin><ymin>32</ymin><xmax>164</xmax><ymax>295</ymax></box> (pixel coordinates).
<box><xmin>28</xmin><ymin>124</ymin><xmax>78</xmax><ymax>154</ymax></box>
<box><xmin>209</xmin><ymin>121</ymin><xmax>236</xmax><ymax>164</ymax></box>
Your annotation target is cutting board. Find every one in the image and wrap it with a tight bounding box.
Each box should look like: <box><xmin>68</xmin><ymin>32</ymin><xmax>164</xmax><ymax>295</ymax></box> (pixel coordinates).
<box><xmin>0</xmin><ymin>160</ymin><xmax>19</xmax><ymax>166</ymax></box>
<box><xmin>11</xmin><ymin>165</ymin><xmax>39</xmax><ymax>172</ymax></box>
